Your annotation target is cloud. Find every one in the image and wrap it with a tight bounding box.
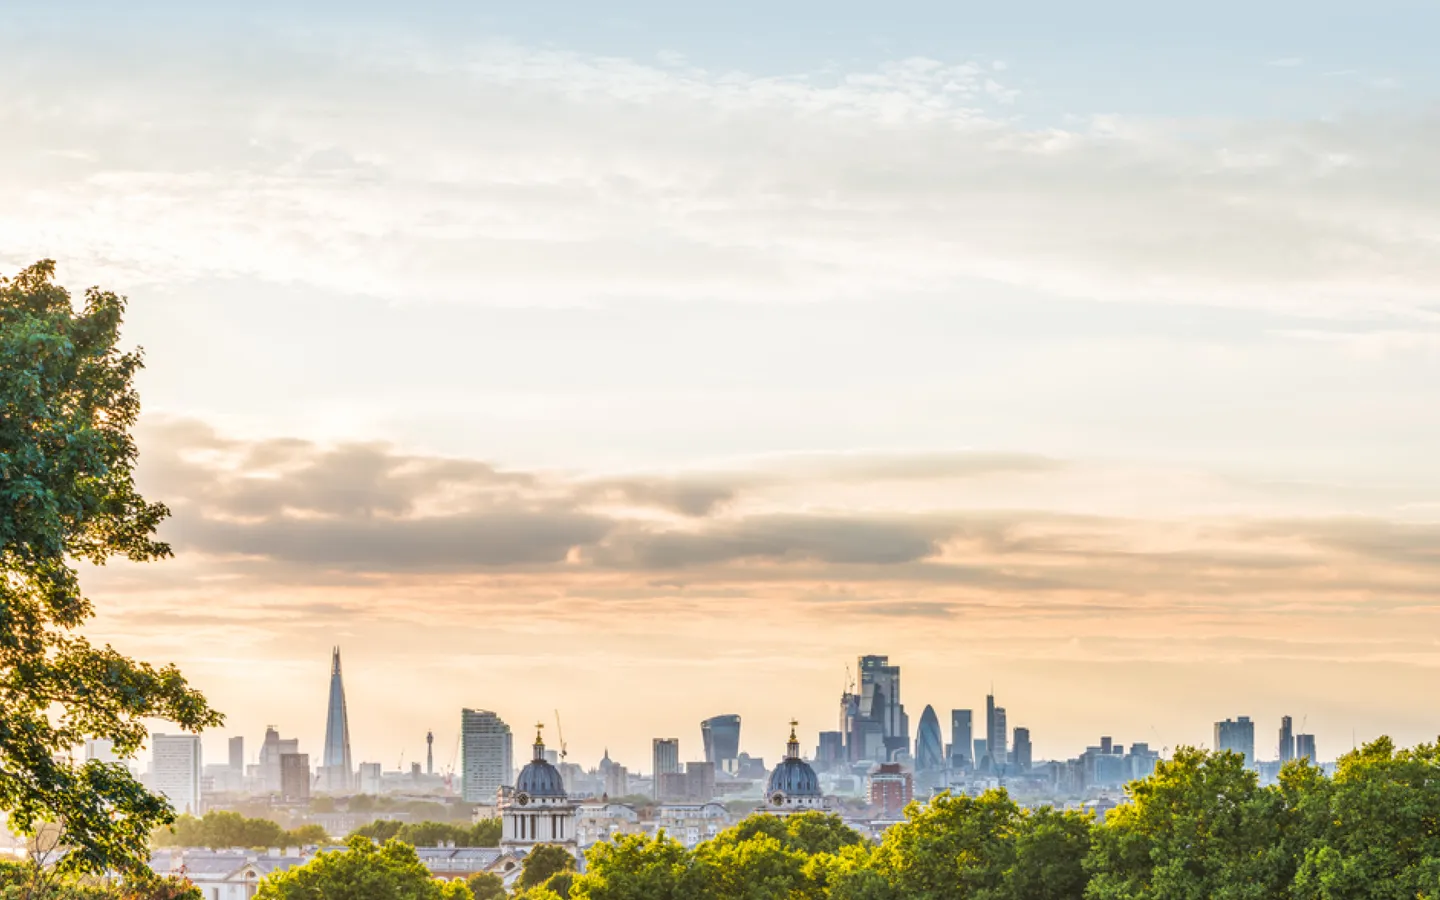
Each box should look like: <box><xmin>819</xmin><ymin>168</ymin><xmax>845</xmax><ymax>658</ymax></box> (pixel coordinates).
<box><xmin>1</xmin><ymin>31</ymin><xmax>1437</xmax><ymax>318</ymax></box>
<box><xmin>120</xmin><ymin>418</ymin><xmax>1440</xmax><ymax>605</ymax></box>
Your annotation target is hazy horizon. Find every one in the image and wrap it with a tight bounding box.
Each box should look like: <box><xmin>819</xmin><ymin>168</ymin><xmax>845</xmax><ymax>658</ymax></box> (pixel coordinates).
<box><xmin>6</xmin><ymin>0</ymin><xmax>1440</xmax><ymax>773</ymax></box>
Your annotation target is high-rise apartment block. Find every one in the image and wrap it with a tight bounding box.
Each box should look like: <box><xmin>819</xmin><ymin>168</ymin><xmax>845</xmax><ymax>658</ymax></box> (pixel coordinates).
<box><xmin>950</xmin><ymin>710</ymin><xmax>973</xmax><ymax>769</ymax></box>
<box><xmin>279</xmin><ymin>753</ymin><xmax>310</xmax><ymax>803</ymax></box>
<box><xmin>652</xmin><ymin>738</ymin><xmax>681</xmax><ymax>796</ymax></box>
<box><xmin>1295</xmin><ymin>733</ymin><xmax>1317</xmax><ymax>763</ymax></box>
<box><xmin>151</xmin><ymin>733</ymin><xmax>202</xmax><ymax>816</ymax></box>
<box><xmin>228</xmin><ymin>736</ymin><xmax>244</xmax><ymax>773</ymax></box>
<box><xmin>461</xmin><ymin>709</ymin><xmax>513</xmax><ymax>803</ymax></box>
<box><xmin>1012</xmin><ymin>727</ymin><xmax>1033</xmax><ymax>772</ymax></box>
<box><xmin>358</xmin><ymin>761</ymin><xmax>382</xmax><ymax>795</ymax></box>
<box><xmin>1214</xmin><ymin>716</ymin><xmax>1256</xmax><ymax>768</ymax></box>
<box><xmin>1278</xmin><ymin>716</ymin><xmax>1295</xmax><ymax>763</ymax></box>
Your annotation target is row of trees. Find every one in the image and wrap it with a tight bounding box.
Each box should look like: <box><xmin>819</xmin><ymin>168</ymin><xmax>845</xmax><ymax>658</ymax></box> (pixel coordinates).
<box><xmin>347</xmin><ymin>818</ymin><xmax>502</xmax><ymax>848</ymax></box>
<box><xmin>148</xmin><ymin>812</ymin><xmax>328</xmax><ymax>850</ymax></box>
<box><xmin>240</xmin><ymin>737</ymin><xmax>1440</xmax><ymax>900</ymax></box>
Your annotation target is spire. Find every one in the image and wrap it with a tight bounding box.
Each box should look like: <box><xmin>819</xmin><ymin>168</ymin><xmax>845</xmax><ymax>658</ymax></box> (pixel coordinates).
<box><xmin>534</xmin><ymin>722</ymin><xmax>546</xmax><ymax>761</ymax></box>
<box><xmin>322</xmin><ymin>646</ymin><xmax>353</xmax><ymax>792</ymax></box>
<box><xmin>786</xmin><ymin>719</ymin><xmax>801</xmax><ymax>759</ymax></box>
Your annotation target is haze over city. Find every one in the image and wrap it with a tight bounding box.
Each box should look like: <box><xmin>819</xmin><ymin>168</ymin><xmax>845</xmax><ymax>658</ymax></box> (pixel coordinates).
<box><xmin>5</xmin><ymin>0</ymin><xmax>1440</xmax><ymax>774</ymax></box>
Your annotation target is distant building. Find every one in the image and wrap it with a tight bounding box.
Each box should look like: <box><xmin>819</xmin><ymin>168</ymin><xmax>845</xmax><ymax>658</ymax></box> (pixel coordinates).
<box><xmin>1214</xmin><ymin>717</ymin><xmax>1256</xmax><ymax>768</ymax></box>
<box><xmin>228</xmin><ymin>736</ymin><xmax>244</xmax><ymax>773</ymax></box>
<box><xmin>950</xmin><ymin>710</ymin><xmax>973</xmax><ymax>769</ymax></box>
<box><xmin>358</xmin><ymin>762</ymin><xmax>382</xmax><ymax>795</ymax></box>
<box><xmin>1011</xmin><ymin>727</ymin><xmax>1032</xmax><ymax>772</ymax></box>
<box><xmin>762</xmin><ymin>722</ymin><xmax>826</xmax><ymax>816</ymax></box>
<box><xmin>279</xmin><ymin>753</ymin><xmax>310</xmax><ymax>803</ymax></box>
<box><xmin>914</xmin><ymin>705</ymin><xmax>945</xmax><ymax>772</ymax></box>
<box><xmin>151</xmin><ymin>733</ymin><xmax>203</xmax><ymax>815</ymax></box>
<box><xmin>575</xmin><ymin>802</ymin><xmax>642</xmax><ymax>847</ymax></box>
<box><xmin>652</xmin><ymin>738</ymin><xmax>680</xmax><ymax>796</ymax></box>
<box><xmin>320</xmin><ymin>647</ymin><xmax>354</xmax><ymax>793</ymax></box>
<box><xmin>659</xmin><ymin>761</ymin><xmax>716</xmax><ymax>802</ymax></box>
<box><xmin>1278</xmin><ymin>716</ymin><xmax>1295</xmax><ymax>764</ymax></box>
<box><xmin>499</xmin><ymin>726</ymin><xmax>578</xmax><ymax>863</ymax></box>
<box><xmin>701</xmin><ymin>715</ymin><xmax>741</xmax><ymax>771</ymax></box>
<box><xmin>461</xmin><ymin>709</ymin><xmax>514</xmax><ymax>803</ymax></box>
<box><xmin>868</xmin><ymin>763</ymin><xmax>913</xmax><ymax>817</ymax></box>
<box><xmin>259</xmin><ymin>726</ymin><xmax>299</xmax><ymax>794</ymax></box>
<box><xmin>85</xmin><ymin>739</ymin><xmax>118</xmax><ymax>765</ymax></box>
<box><xmin>973</xmin><ymin>739</ymin><xmax>989</xmax><ymax>772</ymax></box>
<box><xmin>655</xmin><ymin>802</ymin><xmax>732</xmax><ymax>847</ymax></box>
<box><xmin>856</xmin><ymin>655</ymin><xmax>909</xmax><ymax>761</ymax></box>
<box><xmin>988</xmin><ymin>703</ymin><xmax>1009</xmax><ymax>773</ymax></box>
<box><xmin>816</xmin><ymin>731</ymin><xmax>845</xmax><ymax>769</ymax></box>
<box><xmin>1295</xmin><ymin>733</ymin><xmax>1317</xmax><ymax>764</ymax></box>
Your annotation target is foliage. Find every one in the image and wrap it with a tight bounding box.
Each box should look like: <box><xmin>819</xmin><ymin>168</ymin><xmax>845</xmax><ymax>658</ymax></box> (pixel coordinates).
<box><xmin>462</xmin><ymin>871</ymin><xmax>507</xmax><ymax>900</ymax></box>
<box><xmin>0</xmin><ymin>260</ymin><xmax>221</xmax><ymax>882</ymax></box>
<box><xmin>517</xmin><ymin>844</ymin><xmax>576</xmax><ymax>890</ymax></box>
<box><xmin>151</xmin><ymin>812</ymin><xmax>327</xmax><ymax>849</ymax></box>
<box><xmin>253</xmin><ymin>836</ymin><xmax>446</xmax><ymax>900</ymax></box>
<box><xmin>569</xmin><ymin>833</ymin><xmax>699</xmax><ymax>900</ymax></box>
<box><xmin>348</xmin><ymin>818</ymin><xmax>500</xmax><ymax>847</ymax></box>
<box><xmin>0</xmin><ymin>861</ymin><xmax>200</xmax><ymax>900</ymax></box>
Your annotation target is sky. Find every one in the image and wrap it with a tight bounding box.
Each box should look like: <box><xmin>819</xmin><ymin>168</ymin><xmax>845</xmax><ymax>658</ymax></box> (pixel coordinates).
<box><xmin>4</xmin><ymin>1</ymin><xmax>1440</xmax><ymax>774</ymax></box>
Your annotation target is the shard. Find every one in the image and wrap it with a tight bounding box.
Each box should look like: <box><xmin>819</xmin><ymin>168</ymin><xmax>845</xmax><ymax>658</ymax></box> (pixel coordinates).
<box><xmin>321</xmin><ymin>646</ymin><xmax>353</xmax><ymax>793</ymax></box>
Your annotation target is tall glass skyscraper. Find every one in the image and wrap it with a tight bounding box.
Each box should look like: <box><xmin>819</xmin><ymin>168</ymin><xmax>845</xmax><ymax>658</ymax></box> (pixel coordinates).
<box><xmin>950</xmin><ymin>709</ymin><xmax>973</xmax><ymax>768</ymax></box>
<box><xmin>321</xmin><ymin>647</ymin><xmax>353</xmax><ymax>793</ymax></box>
<box><xmin>701</xmin><ymin>715</ymin><xmax>741</xmax><ymax>768</ymax></box>
<box><xmin>915</xmin><ymin>705</ymin><xmax>944</xmax><ymax>772</ymax></box>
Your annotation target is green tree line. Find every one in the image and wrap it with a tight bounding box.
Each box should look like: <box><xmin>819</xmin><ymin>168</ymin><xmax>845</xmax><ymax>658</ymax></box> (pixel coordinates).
<box><xmin>347</xmin><ymin>819</ymin><xmax>501</xmax><ymax>848</ymax></box>
<box><xmin>258</xmin><ymin>738</ymin><xmax>1440</xmax><ymax>900</ymax></box>
<box><xmin>149</xmin><ymin>812</ymin><xmax>328</xmax><ymax>850</ymax></box>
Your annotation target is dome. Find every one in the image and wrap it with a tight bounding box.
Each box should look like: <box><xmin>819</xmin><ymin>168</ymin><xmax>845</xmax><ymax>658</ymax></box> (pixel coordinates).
<box><xmin>766</xmin><ymin>721</ymin><xmax>821</xmax><ymax>799</ymax></box>
<box><xmin>515</xmin><ymin>727</ymin><xmax>567</xmax><ymax>799</ymax></box>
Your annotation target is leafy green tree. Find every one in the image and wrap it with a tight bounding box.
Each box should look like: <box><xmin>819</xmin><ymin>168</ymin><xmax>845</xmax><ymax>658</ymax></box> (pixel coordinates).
<box><xmin>1291</xmin><ymin>737</ymin><xmax>1440</xmax><ymax>900</ymax></box>
<box><xmin>570</xmin><ymin>833</ymin><xmax>698</xmax><ymax>900</ymax></box>
<box><xmin>692</xmin><ymin>831</ymin><xmax>810</xmax><ymax>900</ymax></box>
<box><xmin>348</xmin><ymin>819</ymin><xmax>501</xmax><ymax>848</ymax></box>
<box><xmin>1085</xmin><ymin>746</ymin><xmax>1292</xmax><ymax>900</ymax></box>
<box><xmin>0</xmin><ymin>260</ymin><xmax>221</xmax><ymax>883</ymax></box>
<box><xmin>518</xmin><ymin>845</ymin><xmax>575</xmax><ymax>890</ymax></box>
<box><xmin>284</xmin><ymin>824</ymin><xmax>331</xmax><ymax>846</ymax></box>
<box><xmin>254</xmin><ymin>836</ymin><xmax>443</xmax><ymax>900</ymax></box>
<box><xmin>710</xmin><ymin>812</ymin><xmax>865</xmax><ymax>857</ymax></box>
<box><xmin>462</xmin><ymin>871</ymin><xmax>507</xmax><ymax>900</ymax></box>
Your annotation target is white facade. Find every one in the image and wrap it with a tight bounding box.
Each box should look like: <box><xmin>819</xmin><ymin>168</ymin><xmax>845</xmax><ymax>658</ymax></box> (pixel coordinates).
<box><xmin>151</xmin><ymin>734</ymin><xmax>202</xmax><ymax>816</ymax></box>
<box><xmin>357</xmin><ymin>762</ymin><xmax>382</xmax><ymax>795</ymax></box>
<box><xmin>461</xmin><ymin>709</ymin><xmax>513</xmax><ymax>803</ymax></box>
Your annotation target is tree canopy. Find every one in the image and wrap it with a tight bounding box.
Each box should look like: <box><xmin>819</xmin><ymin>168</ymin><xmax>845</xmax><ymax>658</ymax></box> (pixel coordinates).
<box><xmin>254</xmin><ymin>836</ymin><xmax>470</xmax><ymax>900</ymax></box>
<box><xmin>348</xmin><ymin>818</ymin><xmax>501</xmax><ymax>848</ymax></box>
<box><xmin>0</xmin><ymin>260</ymin><xmax>220</xmax><ymax>882</ymax></box>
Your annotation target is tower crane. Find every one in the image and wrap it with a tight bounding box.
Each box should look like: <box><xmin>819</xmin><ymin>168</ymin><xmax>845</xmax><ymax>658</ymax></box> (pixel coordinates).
<box><xmin>554</xmin><ymin>710</ymin><xmax>568</xmax><ymax>762</ymax></box>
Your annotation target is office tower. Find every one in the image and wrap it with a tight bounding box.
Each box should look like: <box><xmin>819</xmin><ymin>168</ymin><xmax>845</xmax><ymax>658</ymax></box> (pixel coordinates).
<box><xmin>426</xmin><ymin>730</ymin><xmax>435</xmax><ymax>776</ymax></box>
<box><xmin>701</xmin><ymin>715</ymin><xmax>742</xmax><ymax>770</ymax></box>
<box><xmin>358</xmin><ymin>761</ymin><xmax>383</xmax><ymax>794</ymax></box>
<box><xmin>1012</xmin><ymin>727</ymin><xmax>1033</xmax><ymax>772</ymax></box>
<box><xmin>321</xmin><ymin>647</ymin><xmax>354</xmax><ymax>793</ymax></box>
<box><xmin>228</xmin><ymin>736</ymin><xmax>244</xmax><ymax>773</ymax></box>
<box><xmin>151</xmin><ymin>734</ymin><xmax>202</xmax><ymax>816</ymax></box>
<box><xmin>652</xmin><ymin>738</ymin><xmax>680</xmax><ymax>796</ymax></box>
<box><xmin>1214</xmin><ymin>717</ymin><xmax>1256</xmax><ymax>768</ymax></box>
<box><xmin>857</xmin><ymin>655</ymin><xmax>910</xmax><ymax>761</ymax></box>
<box><xmin>279</xmin><ymin>753</ymin><xmax>311</xmax><ymax>803</ymax></box>
<box><xmin>461</xmin><ymin>709</ymin><xmax>513</xmax><ymax>803</ymax></box>
<box><xmin>258</xmin><ymin>726</ymin><xmax>299</xmax><ymax>794</ymax></box>
<box><xmin>915</xmin><ymin>705</ymin><xmax>945</xmax><ymax>772</ymax></box>
<box><xmin>950</xmin><ymin>710</ymin><xmax>973</xmax><ymax>768</ymax></box>
<box><xmin>816</xmin><ymin>731</ymin><xmax>845</xmax><ymax>768</ymax></box>
<box><xmin>973</xmin><ymin>738</ymin><xmax>988</xmax><ymax>771</ymax></box>
<box><xmin>604</xmin><ymin>763</ymin><xmax>629</xmax><ymax>798</ymax></box>
<box><xmin>988</xmin><ymin>704</ymin><xmax>1009</xmax><ymax>771</ymax></box>
<box><xmin>1295</xmin><ymin>734</ymin><xmax>1317</xmax><ymax>764</ymax></box>
<box><xmin>1278</xmin><ymin>716</ymin><xmax>1295</xmax><ymax>763</ymax></box>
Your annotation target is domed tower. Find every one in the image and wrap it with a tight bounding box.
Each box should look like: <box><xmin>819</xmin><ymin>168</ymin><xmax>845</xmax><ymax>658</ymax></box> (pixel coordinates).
<box><xmin>500</xmin><ymin>724</ymin><xmax>579</xmax><ymax>858</ymax></box>
<box><xmin>763</xmin><ymin>721</ymin><xmax>826</xmax><ymax>815</ymax></box>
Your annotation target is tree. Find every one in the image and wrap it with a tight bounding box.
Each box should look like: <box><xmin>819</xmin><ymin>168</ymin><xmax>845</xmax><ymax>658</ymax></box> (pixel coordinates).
<box><xmin>0</xmin><ymin>261</ymin><xmax>222</xmax><ymax>883</ymax></box>
<box><xmin>463</xmin><ymin>871</ymin><xmax>507</xmax><ymax>900</ymax></box>
<box><xmin>284</xmin><ymin>824</ymin><xmax>331</xmax><ymax>846</ymax></box>
<box><xmin>254</xmin><ymin>836</ymin><xmax>444</xmax><ymax>900</ymax></box>
<box><xmin>518</xmin><ymin>845</ymin><xmax>575</xmax><ymax>890</ymax></box>
<box><xmin>1085</xmin><ymin>746</ymin><xmax>1291</xmax><ymax>900</ymax></box>
<box><xmin>569</xmin><ymin>833</ymin><xmax>698</xmax><ymax>900</ymax></box>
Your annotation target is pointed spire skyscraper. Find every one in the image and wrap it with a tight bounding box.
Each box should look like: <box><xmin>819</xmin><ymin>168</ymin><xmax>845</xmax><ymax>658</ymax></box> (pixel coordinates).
<box><xmin>321</xmin><ymin>647</ymin><xmax>353</xmax><ymax>793</ymax></box>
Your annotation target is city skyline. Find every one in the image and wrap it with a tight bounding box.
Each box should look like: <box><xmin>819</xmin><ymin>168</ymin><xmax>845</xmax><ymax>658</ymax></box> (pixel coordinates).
<box><xmin>4</xmin><ymin>0</ymin><xmax>1438</xmax><ymax>772</ymax></box>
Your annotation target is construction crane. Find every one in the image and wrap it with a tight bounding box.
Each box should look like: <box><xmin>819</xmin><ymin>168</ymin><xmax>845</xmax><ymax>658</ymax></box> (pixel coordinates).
<box><xmin>554</xmin><ymin>710</ymin><xmax>568</xmax><ymax>762</ymax></box>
